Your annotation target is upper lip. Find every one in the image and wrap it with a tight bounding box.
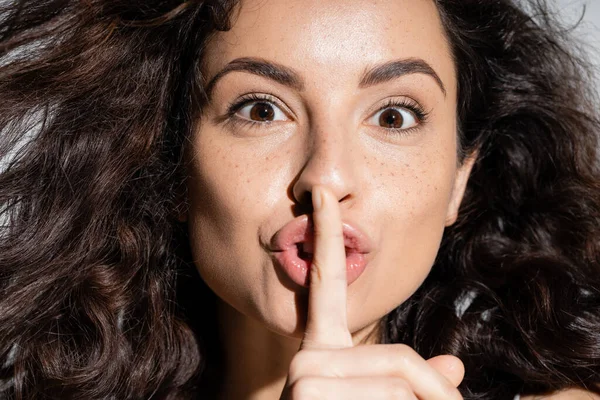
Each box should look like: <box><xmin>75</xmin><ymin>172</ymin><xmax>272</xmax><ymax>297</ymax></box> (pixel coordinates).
<box><xmin>270</xmin><ymin>214</ymin><xmax>373</xmax><ymax>254</ymax></box>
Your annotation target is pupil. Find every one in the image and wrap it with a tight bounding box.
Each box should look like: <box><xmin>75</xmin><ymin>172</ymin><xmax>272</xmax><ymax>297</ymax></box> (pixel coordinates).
<box><xmin>380</xmin><ymin>109</ymin><xmax>403</xmax><ymax>128</ymax></box>
<box><xmin>250</xmin><ymin>103</ymin><xmax>275</xmax><ymax>121</ymax></box>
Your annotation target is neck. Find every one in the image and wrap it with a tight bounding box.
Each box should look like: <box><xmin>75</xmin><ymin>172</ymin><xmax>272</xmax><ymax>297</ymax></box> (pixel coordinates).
<box><xmin>215</xmin><ymin>298</ymin><xmax>382</xmax><ymax>400</ymax></box>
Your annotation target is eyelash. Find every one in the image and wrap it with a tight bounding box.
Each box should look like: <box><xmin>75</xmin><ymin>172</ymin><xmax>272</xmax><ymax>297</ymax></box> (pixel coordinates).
<box><xmin>223</xmin><ymin>94</ymin><xmax>429</xmax><ymax>135</ymax></box>
<box><xmin>224</xmin><ymin>93</ymin><xmax>283</xmax><ymax>129</ymax></box>
<box><xmin>377</xmin><ymin>98</ymin><xmax>429</xmax><ymax>135</ymax></box>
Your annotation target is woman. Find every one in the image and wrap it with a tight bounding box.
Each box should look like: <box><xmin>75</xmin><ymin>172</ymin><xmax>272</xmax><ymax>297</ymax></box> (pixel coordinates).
<box><xmin>1</xmin><ymin>0</ymin><xmax>599</xmax><ymax>398</ymax></box>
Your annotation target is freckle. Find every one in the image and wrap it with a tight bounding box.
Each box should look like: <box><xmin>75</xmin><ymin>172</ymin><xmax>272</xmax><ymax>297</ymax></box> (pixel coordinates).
<box><xmin>235</xmin><ymin>164</ymin><xmax>239</xmax><ymax>168</ymax></box>
<box><xmin>390</xmin><ymin>172</ymin><xmax>395</xmax><ymax>177</ymax></box>
<box><xmin>247</xmin><ymin>179</ymin><xmax>251</xmax><ymax>183</ymax></box>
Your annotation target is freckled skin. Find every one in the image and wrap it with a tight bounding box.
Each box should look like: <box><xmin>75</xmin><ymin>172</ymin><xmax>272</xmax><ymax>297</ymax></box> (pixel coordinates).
<box><xmin>188</xmin><ymin>0</ymin><xmax>472</xmax><ymax>339</ymax></box>
<box><xmin>186</xmin><ymin>0</ymin><xmax>475</xmax><ymax>397</ymax></box>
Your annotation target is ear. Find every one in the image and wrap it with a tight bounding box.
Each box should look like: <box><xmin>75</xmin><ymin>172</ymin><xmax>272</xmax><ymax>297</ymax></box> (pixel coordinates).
<box><xmin>445</xmin><ymin>151</ymin><xmax>477</xmax><ymax>226</ymax></box>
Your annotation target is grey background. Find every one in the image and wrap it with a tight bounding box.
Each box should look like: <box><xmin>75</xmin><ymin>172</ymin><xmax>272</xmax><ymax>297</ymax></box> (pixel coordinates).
<box><xmin>554</xmin><ymin>0</ymin><xmax>600</xmax><ymax>82</ymax></box>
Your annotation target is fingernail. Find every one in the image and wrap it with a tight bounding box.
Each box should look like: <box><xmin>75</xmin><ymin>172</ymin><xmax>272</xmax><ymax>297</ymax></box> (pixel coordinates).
<box><xmin>313</xmin><ymin>186</ymin><xmax>323</xmax><ymax>211</ymax></box>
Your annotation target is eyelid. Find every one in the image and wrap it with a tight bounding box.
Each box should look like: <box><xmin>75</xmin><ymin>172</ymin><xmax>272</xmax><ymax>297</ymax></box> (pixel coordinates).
<box><xmin>237</xmin><ymin>101</ymin><xmax>288</xmax><ymax>122</ymax></box>
<box><xmin>366</xmin><ymin>107</ymin><xmax>419</xmax><ymax>130</ymax></box>
<box><xmin>226</xmin><ymin>93</ymin><xmax>295</xmax><ymax>122</ymax></box>
<box><xmin>367</xmin><ymin>97</ymin><xmax>426</xmax><ymax>117</ymax></box>
<box><xmin>366</xmin><ymin>97</ymin><xmax>428</xmax><ymax>121</ymax></box>
<box><xmin>219</xmin><ymin>93</ymin><xmax>429</xmax><ymax>136</ymax></box>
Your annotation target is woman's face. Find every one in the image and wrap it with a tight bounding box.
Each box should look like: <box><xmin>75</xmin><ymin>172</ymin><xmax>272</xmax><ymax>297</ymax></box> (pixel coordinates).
<box><xmin>187</xmin><ymin>0</ymin><xmax>472</xmax><ymax>338</ymax></box>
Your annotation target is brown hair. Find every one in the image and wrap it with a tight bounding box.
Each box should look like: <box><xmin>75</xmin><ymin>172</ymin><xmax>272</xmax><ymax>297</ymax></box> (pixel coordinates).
<box><xmin>1</xmin><ymin>0</ymin><xmax>599</xmax><ymax>398</ymax></box>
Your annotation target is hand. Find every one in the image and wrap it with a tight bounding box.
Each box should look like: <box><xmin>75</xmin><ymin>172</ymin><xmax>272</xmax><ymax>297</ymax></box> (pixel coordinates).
<box><xmin>279</xmin><ymin>186</ymin><xmax>465</xmax><ymax>399</ymax></box>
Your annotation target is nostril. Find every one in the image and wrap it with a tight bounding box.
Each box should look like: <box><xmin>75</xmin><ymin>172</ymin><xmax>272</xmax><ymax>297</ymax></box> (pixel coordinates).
<box><xmin>299</xmin><ymin>191</ymin><xmax>313</xmax><ymax>209</ymax></box>
<box><xmin>291</xmin><ymin>191</ymin><xmax>314</xmax><ymax>217</ymax></box>
<box><xmin>339</xmin><ymin>193</ymin><xmax>351</xmax><ymax>203</ymax></box>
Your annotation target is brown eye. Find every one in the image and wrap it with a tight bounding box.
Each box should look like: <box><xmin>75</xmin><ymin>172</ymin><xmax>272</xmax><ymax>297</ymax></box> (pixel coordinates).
<box><xmin>249</xmin><ymin>103</ymin><xmax>275</xmax><ymax>121</ymax></box>
<box><xmin>379</xmin><ymin>109</ymin><xmax>404</xmax><ymax>129</ymax></box>
<box><xmin>367</xmin><ymin>106</ymin><xmax>419</xmax><ymax>131</ymax></box>
<box><xmin>237</xmin><ymin>100</ymin><xmax>287</xmax><ymax>123</ymax></box>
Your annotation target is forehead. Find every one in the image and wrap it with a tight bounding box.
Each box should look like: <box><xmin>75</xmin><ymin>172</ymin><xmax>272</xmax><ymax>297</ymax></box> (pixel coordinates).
<box><xmin>203</xmin><ymin>0</ymin><xmax>456</xmax><ymax>95</ymax></box>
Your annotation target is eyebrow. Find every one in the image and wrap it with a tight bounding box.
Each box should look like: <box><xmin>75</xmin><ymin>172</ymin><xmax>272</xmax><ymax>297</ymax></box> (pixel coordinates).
<box><xmin>359</xmin><ymin>58</ymin><xmax>446</xmax><ymax>97</ymax></box>
<box><xmin>203</xmin><ymin>56</ymin><xmax>446</xmax><ymax>100</ymax></box>
<box><xmin>204</xmin><ymin>57</ymin><xmax>304</xmax><ymax>100</ymax></box>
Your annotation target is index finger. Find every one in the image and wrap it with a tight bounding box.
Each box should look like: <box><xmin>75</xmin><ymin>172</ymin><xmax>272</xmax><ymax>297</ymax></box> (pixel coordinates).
<box><xmin>300</xmin><ymin>185</ymin><xmax>353</xmax><ymax>350</ymax></box>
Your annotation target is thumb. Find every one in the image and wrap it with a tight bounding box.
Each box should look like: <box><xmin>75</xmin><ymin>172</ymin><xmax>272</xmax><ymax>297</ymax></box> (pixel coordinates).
<box><xmin>427</xmin><ymin>355</ymin><xmax>465</xmax><ymax>388</ymax></box>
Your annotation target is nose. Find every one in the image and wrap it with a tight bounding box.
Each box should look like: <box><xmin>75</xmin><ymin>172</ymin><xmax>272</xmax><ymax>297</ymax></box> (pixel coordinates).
<box><xmin>292</xmin><ymin>124</ymin><xmax>357</xmax><ymax>209</ymax></box>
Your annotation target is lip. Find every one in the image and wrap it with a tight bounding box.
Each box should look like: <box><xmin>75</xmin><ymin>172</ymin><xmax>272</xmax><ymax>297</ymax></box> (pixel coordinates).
<box><xmin>270</xmin><ymin>215</ymin><xmax>373</xmax><ymax>288</ymax></box>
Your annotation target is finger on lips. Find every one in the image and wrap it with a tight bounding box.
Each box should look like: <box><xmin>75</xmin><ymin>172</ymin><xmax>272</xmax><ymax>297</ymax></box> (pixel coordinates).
<box><xmin>285</xmin><ymin>186</ymin><xmax>464</xmax><ymax>400</ymax></box>
<box><xmin>301</xmin><ymin>185</ymin><xmax>353</xmax><ymax>350</ymax></box>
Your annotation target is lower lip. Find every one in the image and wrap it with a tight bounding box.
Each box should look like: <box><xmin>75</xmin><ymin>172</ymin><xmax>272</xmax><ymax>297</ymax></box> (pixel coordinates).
<box><xmin>273</xmin><ymin>248</ymin><xmax>368</xmax><ymax>288</ymax></box>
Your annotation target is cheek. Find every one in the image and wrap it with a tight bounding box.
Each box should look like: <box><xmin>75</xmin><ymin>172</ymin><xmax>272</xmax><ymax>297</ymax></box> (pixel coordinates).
<box><xmin>184</xmin><ymin>129</ymin><xmax>292</xmax><ymax>297</ymax></box>
<box><xmin>185</xmin><ymin>134</ymin><xmax>257</xmax><ymax>285</ymax></box>
<box><xmin>362</xmin><ymin>148</ymin><xmax>457</xmax><ymax>311</ymax></box>
<box><xmin>387</xmin><ymin>159</ymin><xmax>455</xmax><ymax>236</ymax></box>
<box><xmin>187</xmin><ymin>130</ymin><xmax>295</xmax><ymax>219</ymax></box>
<box><xmin>187</xmin><ymin>133</ymin><xmax>276</xmax><ymax>233</ymax></box>
<box><xmin>189</xmin><ymin>141</ymin><xmax>255</xmax><ymax>220</ymax></box>
<box><xmin>383</xmin><ymin>179</ymin><xmax>449</xmax><ymax>277</ymax></box>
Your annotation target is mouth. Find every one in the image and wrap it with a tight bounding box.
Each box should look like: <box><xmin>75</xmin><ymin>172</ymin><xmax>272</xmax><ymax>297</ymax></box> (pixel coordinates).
<box><xmin>270</xmin><ymin>215</ymin><xmax>372</xmax><ymax>287</ymax></box>
<box><xmin>296</xmin><ymin>241</ymin><xmax>358</xmax><ymax>261</ymax></box>
<box><xmin>297</xmin><ymin>242</ymin><xmax>314</xmax><ymax>262</ymax></box>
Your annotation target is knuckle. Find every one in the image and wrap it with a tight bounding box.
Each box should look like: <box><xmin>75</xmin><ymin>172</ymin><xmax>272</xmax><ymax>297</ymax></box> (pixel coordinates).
<box><xmin>442</xmin><ymin>385</ymin><xmax>464</xmax><ymax>400</ymax></box>
<box><xmin>385</xmin><ymin>378</ymin><xmax>414</xmax><ymax>399</ymax></box>
<box><xmin>308</xmin><ymin>259</ymin><xmax>324</xmax><ymax>280</ymax></box>
<box><xmin>289</xmin><ymin>377</ymin><xmax>322</xmax><ymax>400</ymax></box>
<box><xmin>391</xmin><ymin>343</ymin><xmax>415</xmax><ymax>356</ymax></box>
<box><xmin>390</xmin><ymin>344</ymin><xmax>416</xmax><ymax>368</ymax></box>
<box><xmin>288</xmin><ymin>350</ymin><xmax>316</xmax><ymax>380</ymax></box>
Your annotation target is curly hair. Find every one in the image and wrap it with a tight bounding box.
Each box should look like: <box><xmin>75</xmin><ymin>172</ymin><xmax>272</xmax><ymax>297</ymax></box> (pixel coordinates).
<box><xmin>0</xmin><ymin>0</ymin><xmax>599</xmax><ymax>399</ymax></box>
